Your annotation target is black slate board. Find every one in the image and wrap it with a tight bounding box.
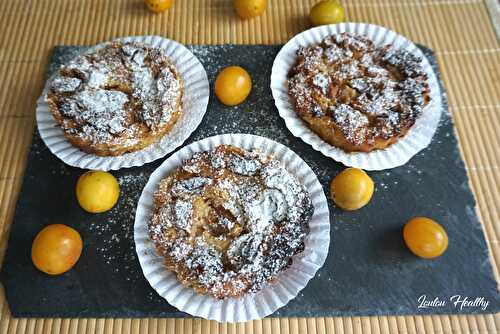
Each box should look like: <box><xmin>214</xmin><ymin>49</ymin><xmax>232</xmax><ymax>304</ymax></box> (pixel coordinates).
<box><xmin>2</xmin><ymin>45</ymin><xmax>499</xmax><ymax>318</ymax></box>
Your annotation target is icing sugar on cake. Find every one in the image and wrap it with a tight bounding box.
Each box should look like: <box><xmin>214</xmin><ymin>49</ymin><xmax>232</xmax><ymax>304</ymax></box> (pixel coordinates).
<box><xmin>288</xmin><ymin>32</ymin><xmax>430</xmax><ymax>152</ymax></box>
<box><xmin>46</xmin><ymin>42</ymin><xmax>183</xmax><ymax>156</ymax></box>
<box><xmin>148</xmin><ymin>145</ymin><xmax>314</xmax><ymax>299</ymax></box>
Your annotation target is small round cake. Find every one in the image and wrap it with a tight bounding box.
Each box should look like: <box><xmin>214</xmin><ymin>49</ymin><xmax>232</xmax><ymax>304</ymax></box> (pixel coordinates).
<box><xmin>148</xmin><ymin>145</ymin><xmax>313</xmax><ymax>299</ymax></box>
<box><xmin>46</xmin><ymin>42</ymin><xmax>183</xmax><ymax>156</ymax></box>
<box><xmin>288</xmin><ymin>32</ymin><xmax>430</xmax><ymax>152</ymax></box>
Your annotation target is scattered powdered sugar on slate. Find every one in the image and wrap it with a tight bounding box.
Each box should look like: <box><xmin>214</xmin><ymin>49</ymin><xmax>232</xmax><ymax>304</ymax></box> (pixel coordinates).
<box><xmin>88</xmin><ymin>171</ymin><xmax>149</xmax><ymax>281</ymax></box>
<box><xmin>187</xmin><ymin>45</ymin><xmax>301</xmax><ymax>149</ymax></box>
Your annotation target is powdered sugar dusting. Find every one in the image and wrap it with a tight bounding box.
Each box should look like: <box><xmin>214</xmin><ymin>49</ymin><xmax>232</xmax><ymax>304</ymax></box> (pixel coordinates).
<box><xmin>87</xmin><ymin>172</ymin><xmax>150</xmax><ymax>282</ymax></box>
<box><xmin>148</xmin><ymin>145</ymin><xmax>313</xmax><ymax>299</ymax></box>
<box><xmin>288</xmin><ymin>32</ymin><xmax>430</xmax><ymax>149</ymax></box>
<box><xmin>47</xmin><ymin>42</ymin><xmax>182</xmax><ymax>150</ymax></box>
<box><xmin>331</xmin><ymin>104</ymin><xmax>369</xmax><ymax>145</ymax></box>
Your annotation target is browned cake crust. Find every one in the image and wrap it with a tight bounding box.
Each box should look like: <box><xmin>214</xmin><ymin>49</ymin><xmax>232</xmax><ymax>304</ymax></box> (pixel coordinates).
<box><xmin>287</xmin><ymin>33</ymin><xmax>430</xmax><ymax>153</ymax></box>
<box><xmin>46</xmin><ymin>42</ymin><xmax>183</xmax><ymax>156</ymax></box>
<box><xmin>148</xmin><ymin>145</ymin><xmax>313</xmax><ymax>299</ymax></box>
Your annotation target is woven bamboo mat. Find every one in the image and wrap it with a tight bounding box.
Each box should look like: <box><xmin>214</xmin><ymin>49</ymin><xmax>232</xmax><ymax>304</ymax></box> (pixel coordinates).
<box><xmin>0</xmin><ymin>0</ymin><xmax>499</xmax><ymax>333</ymax></box>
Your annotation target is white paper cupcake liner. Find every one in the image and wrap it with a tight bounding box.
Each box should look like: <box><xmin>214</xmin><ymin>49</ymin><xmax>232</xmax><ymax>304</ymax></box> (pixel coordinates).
<box><xmin>36</xmin><ymin>36</ymin><xmax>210</xmax><ymax>171</ymax></box>
<box><xmin>271</xmin><ymin>23</ymin><xmax>442</xmax><ymax>170</ymax></box>
<box><xmin>134</xmin><ymin>133</ymin><xmax>330</xmax><ymax>323</ymax></box>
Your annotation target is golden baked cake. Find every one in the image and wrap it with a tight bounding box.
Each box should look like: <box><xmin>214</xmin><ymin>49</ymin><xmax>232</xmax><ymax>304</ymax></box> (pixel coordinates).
<box><xmin>148</xmin><ymin>145</ymin><xmax>313</xmax><ymax>299</ymax></box>
<box><xmin>288</xmin><ymin>32</ymin><xmax>430</xmax><ymax>152</ymax></box>
<box><xmin>46</xmin><ymin>42</ymin><xmax>183</xmax><ymax>156</ymax></box>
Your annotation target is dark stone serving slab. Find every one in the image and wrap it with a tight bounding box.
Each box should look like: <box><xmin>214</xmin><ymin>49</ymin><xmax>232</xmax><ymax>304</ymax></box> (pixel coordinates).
<box><xmin>1</xmin><ymin>45</ymin><xmax>499</xmax><ymax>318</ymax></box>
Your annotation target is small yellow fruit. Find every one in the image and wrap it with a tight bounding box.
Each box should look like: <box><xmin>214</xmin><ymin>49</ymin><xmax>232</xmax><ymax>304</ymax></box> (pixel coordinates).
<box><xmin>330</xmin><ymin>168</ymin><xmax>374</xmax><ymax>211</ymax></box>
<box><xmin>310</xmin><ymin>0</ymin><xmax>345</xmax><ymax>26</ymax></box>
<box><xmin>403</xmin><ymin>217</ymin><xmax>448</xmax><ymax>259</ymax></box>
<box><xmin>32</xmin><ymin>224</ymin><xmax>83</xmax><ymax>275</ymax></box>
<box><xmin>215</xmin><ymin>66</ymin><xmax>252</xmax><ymax>106</ymax></box>
<box><xmin>234</xmin><ymin>0</ymin><xmax>267</xmax><ymax>19</ymax></box>
<box><xmin>76</xmin><ymin>171</ymin><xmax>120</xmax><ymax>213</ymax></box>
<box><xmin>144</xmin><ymin>0</ymin><xmax>173</xmax><ymax>13</ymax></box>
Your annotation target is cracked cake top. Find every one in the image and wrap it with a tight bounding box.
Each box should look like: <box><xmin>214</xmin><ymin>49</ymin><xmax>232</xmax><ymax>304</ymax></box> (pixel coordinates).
<box><xmin>148</xmin><ymin>145</ymin><xmax>313</xmax><ymax>299</ymax></box>
<box><xmin>46</xmin><ymin>42</ymin><xmax>183</xmax><ymax>156</ymax></box>
<box><xmin>288</xmin><ymin>32</ymin><xmax>430</xmax><ymax>152</ymax></box>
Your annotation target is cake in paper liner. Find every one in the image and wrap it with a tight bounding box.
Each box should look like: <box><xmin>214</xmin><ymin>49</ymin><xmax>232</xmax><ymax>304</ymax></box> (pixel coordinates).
<box><xmin>134</xmin><ymin>134</ymin><xmax>330</xmax><ymax>322</ymax></box>
<box><xmin>36</xmin><ymin>35</ymin><xmax>209</xmax><ymax>171</ymax></box>
<box><xmin>271</xmin><ymin>23</ymin><xmax>442</xmax><ymax>170</ymax></box>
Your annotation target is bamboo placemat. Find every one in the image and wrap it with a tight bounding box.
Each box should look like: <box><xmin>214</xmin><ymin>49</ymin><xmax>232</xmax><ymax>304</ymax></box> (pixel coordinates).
<box><xmin>0</xmin><ymin>0</ymin><xmax>498</xmax><ymax>333</ymax></box>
